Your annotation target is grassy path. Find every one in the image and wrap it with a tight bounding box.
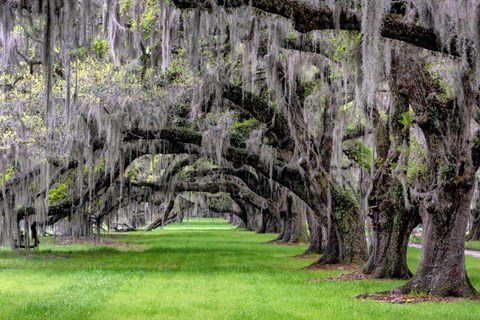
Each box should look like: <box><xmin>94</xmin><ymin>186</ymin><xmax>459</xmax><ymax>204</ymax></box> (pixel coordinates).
<box><xmin>1</xmin><ymin>218</ymin><xmax>480</xmax><ymax>319</ymax></box>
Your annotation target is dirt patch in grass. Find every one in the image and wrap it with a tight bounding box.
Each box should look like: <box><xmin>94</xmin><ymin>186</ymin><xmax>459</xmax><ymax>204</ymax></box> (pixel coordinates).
<box><xmin>306</xmin><ymin>272</ymin><xmax>371</xmax><ymax>284</ymax></box>
<box><xmin>306</xmin><ymin>269</ymin><xmax>374</xmax><ymax>283</ymax></box>
<box><xmin>291</xmin><ymin>253</ymin><xmax>320</xmax><ymax>259</ymax></box>
<box><xmin>326</xmin><ymin>272</ymin><xmax>373</xmax><ymax>281</ymax></box>
<box><xmin>52</xmin><ymin>238</ymin><xmax>147</xmax><ymax>251</ymax></box>
<box><xmin>356</xmin><ymin>292</ymin><xmax>480</xmax><ymax>304</ymax></box>
<box><xmin>25</xmin><ymin>254</ymin><xmax>71</xmax><ymax>260</ymax></box>
<box><xmin>305</xmin><ymin>263</ymin><xmax>360</xmax><ymax>271</ymax></box>
<box><xmin>99</xmin><ymin>241</ymin><xmax>147</xmax><ymax>251</ymax></box>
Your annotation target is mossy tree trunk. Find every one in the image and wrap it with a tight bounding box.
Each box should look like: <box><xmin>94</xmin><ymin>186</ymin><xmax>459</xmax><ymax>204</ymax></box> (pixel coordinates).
<box><xmin>315</xmin><ymin>204</ymin><xmax>366</xmax><ymax>265</ymax></box>
<box><xmin>396</xmin><ymin>181</ymin><xmax>476</xmax><ymax>296</ymax></box>
<box><xmin>364</xmin><ymin>49</ymin><xmax>421</xmax><ymax>279</ymax></box>
<box><xmin>365</xmin><ymin>180</ymin><xmax>420</xmax><ymax>278</ymax></box>
<box><xmin>314</xmin><ymin>183</ymin><xmax>368</xmax><ymax>265</ymax></box>
<box><xmin>171</xmin><ymin>0</ymin><xmax>468</xmax><ymax>59</ymax></box>
<box><xmin>392</xmin><ymin>45</ymin><xmax>477</xmax><ymax>297</ymax></box>
<box><xmin>220</xmin><ymin>79</ymin><xmax>367</xmax><ymax>263</ymax></box>
<box><xmin>304</xmin><ymin>81</ymin><xmax>367</xmax><ymax>265</ymax></box>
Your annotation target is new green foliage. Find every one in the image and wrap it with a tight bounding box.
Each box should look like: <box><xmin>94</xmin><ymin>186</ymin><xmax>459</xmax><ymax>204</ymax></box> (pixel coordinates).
<box><xmin>301</xmin><ymin>80</ymin><xmax>323</xmax><ymax>99</ymax></box>
<box><xmin>343</xmin><ymin>140</ymin><xmax>373</xmax><ymax>169</ymax></box>
<box><xmin>400</xmin><ymin>110</ymin><xmax>415</xmax><ymax>132</ymax></box>
<box><xmin>182</xmin><ymin>158</ymin><xmax>217</xmax><ymax>176</ymax></box>
<box><xmin>125</xmin><ymin>161</ymin><xmax>141</xmax><ymax>181</ymax></box>
<box><xmin>93</xmin><ymin>37</ymin><xmax>109</xmax><ymax>59</ymax></box>
<box><xmin>48</xmin><ymin>171</ymin><xmax>75</xmax><ymax>205</ymax></box>
<box><xmin>406</xmin><ymin>137</ymin><xmax>428</xmax><ymax>184</ymax></box>
<box><xmin>330</xmin><ymin>31</ymin><xmax>362</xmax><ymax>63</ymax></box>
<box><xmin>230</xmin><ymin>117</ymin><xmax>259</xmax><ymax>141</ymax></box>
<box><xmin>439</xmin><ymin>161</ymin><xmax>457</xmax><ymax>184</ymax></box>
<box><xmin>0</xmin><ymin>166</ymin><xmax>14</xmax><ymax>186</ymax></box>
<box><xmin>331</xmin><ymin>185</ymin><xmax>359</xmax><ymax>234</ymax></box>
<box><xmin>140</xmin><ymin>1</ymin><xmax>160</xmax><ymax>36</ymax></box>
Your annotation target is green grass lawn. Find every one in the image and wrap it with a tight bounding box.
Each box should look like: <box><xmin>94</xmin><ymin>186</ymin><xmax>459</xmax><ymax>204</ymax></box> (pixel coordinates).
<box><xmin>465</xmin><ymin>241</ymin><xmax>480</xmax><ymax>250</ymax></box>
<box><xmin>1</xmin><ymin>218</ymin><xmax>480</xmax><ymax>320</ymax></box>
<box><xmin>411</xmin><ymin>234</ymin><xmax>480</xmax><ymax>251</ymax></box>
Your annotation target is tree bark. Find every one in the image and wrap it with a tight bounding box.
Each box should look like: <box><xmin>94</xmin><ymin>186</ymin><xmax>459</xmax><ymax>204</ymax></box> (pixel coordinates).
<box><xmin>395</xmin><ymin>187</ymin><xmax>476</xmax><ymax>296</ymax></box>
<box><xmin>315</xmin><ymin>185</ymin><xmax>367</xmax><ymax>264</ymax></box>
<box><xmin>145</xmin><ymin>197</ymin><xmax>176</xmax><ymax>231</ymax></box>
<box><xmin>257</xmin><ymin>208</ymin><xmax>269</xmax><ymax>234</ymax></box>
<box><xmin>364</xmin><ymin>180</ymin><xmax>420</xmax><ymax>278</ymax></box>
<box><xmin>288</xmin><ymin>197</ymin><xmax>308</xmax><ymax>243</ymax></box>
<box><xmin>307</xmin><ymin>90</ymin><xmax>367</xmax><ymax>265</ymax></box>
<box><xmin>392</xmin><ymin>45</ymin><xmax>477</xmax><ymax>297</ymax></box>
<box><xmin>244</xmin><ymin>202</ymin><xmax>257</xmax><ymax>231</ymax></box>
<box><xmin>304</xmin><ymin>210</ymin><xmax>323</xmax><ymax>254</ymax></box>
<box><xmin>171</xmin><ymin>0</ymin><xmax>467</xmax><ymax>58</ymax></box>
<box><xmin>281</xmin><ymin>194</ymin><xmax>293</xmax><ymax>242</ymax></box>
<box><xmin>364</xmin><ymin>48</ymin><xmax>421</xmax><ymax>279</ymax></box>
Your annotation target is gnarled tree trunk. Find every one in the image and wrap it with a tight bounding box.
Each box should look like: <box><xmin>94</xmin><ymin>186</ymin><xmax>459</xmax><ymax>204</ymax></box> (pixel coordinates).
<box><xmin>392</xmin><ymin>44</ymin><xmax>477</xmax><ymax>297</ymax></box>
<box><xmin>365</xmin><ymin>180</ymin><xmax>419</xmax><ymax>278</ymax></box>
<box><xmin>244</xmin><ymin>202</ymin><xmax>258</xmax><ymax>231</ymax></box>
<box><xmin>315</xmin><ymin>184</ymin><xmax>367</xmax><ymax>265</ymax></box>
<box><xmin>396</xmin><ymin>180</ymin><xmax>476</xmax><ymax>296</ymax></box>
<box><xmin>364</xmin><ymin>49</ymin><xmax>421</xmax><ymax>279</ymax></box>
<box><xmin>281</xmin><ymin>194</ymin><xmax>294</xmax><ymax>242</ymax></box>
<box><xmin>304</xmin><ymin>210</ymin><xmax>323</xmax><ymax>254</ymax></box>
<box><xmin>288</xmin><ymin>198</ymin><xmax>308</xmax><ymax>243</ymax></box>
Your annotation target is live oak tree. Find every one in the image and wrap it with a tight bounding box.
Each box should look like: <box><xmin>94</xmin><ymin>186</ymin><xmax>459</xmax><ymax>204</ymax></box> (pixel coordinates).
<box><xmin>1</xmin><ymin>0</ymin><xmax>480</xmax><ymax>298</ymax></box>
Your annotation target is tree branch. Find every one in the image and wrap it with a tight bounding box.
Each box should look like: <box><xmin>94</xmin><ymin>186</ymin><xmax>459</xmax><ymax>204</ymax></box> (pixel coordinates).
<box><xmin>172</xmin><ymin>0</ymin><xmax>464</xmax><ymax>58</ymax></box>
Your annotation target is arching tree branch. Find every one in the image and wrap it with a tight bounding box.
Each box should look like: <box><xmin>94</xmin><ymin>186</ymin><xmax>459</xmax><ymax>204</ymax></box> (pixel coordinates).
<box><xmin>172</xmin><ymin>0</ymin><xmax>465</xmax><ymax>58</ymax></box>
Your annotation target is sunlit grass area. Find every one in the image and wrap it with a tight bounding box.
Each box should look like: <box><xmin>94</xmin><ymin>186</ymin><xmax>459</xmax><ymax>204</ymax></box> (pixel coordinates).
<box><xmin>1</xmin><ymin>218</ymin><xmax>480</xmax><ymax>320</ymax></box>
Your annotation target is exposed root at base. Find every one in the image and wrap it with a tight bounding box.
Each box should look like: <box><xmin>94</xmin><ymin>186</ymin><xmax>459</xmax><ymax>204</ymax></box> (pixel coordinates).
<box><xmin>356</xmin><ymin>292</ymin><xmax>480</xmax><ymax>304</ymax></box>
